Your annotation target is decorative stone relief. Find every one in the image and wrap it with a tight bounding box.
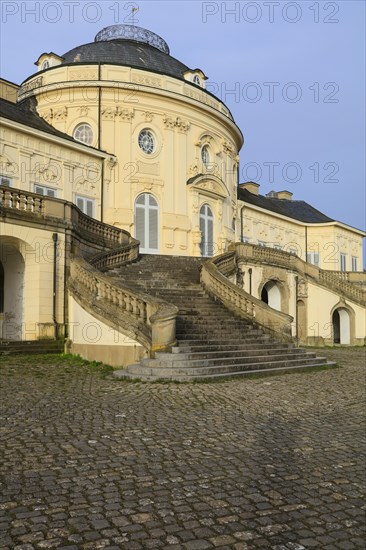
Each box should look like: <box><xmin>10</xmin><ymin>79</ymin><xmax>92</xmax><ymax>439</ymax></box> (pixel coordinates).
<box><xmin>221</xmin><ymin>139</ymin><xmax>236</xmax><ymax>158</ymax></box>
<box><xmin>143</xmin><ymin>111</ymin><xmax>154</xmax><ymax>122</ymax></box>
<box><xmin>41</xmin><ymin>109</ymin><xmax>54</xmax><ymax>123</ymax></box>
<box><xmin>298</xmin><ymin>278</ymin><xmax>308</xmax><ymax>298</ymax></box>
<box><xmin>131</xmin><ymin>74</ymin><xmax>162</xmax><ymax>88</ymax></box>
<box><xmin>163</xmin><ymin>115</ymin><xmax>190</xmax><ymax>132</ymax></box>
<box><xmin>18</xmin><ymin>76</ymin><xmax>43</xmax><ymax>97</ymax></box>
<box><xmin>69</xmin><ymin>70</ymin><xmax>98</xmax><ymax>81</ymax></box>
<box><xmin>116</xmin><ymin>107</ymin><xmax>135</xmax><ymax>121</ymax></box>
<box><xmin>37</xmin><ymin>163</ymin><xmax>59</xmax><ymax>182</ymax></box>
<box><xmin>101</xmin><ymin>106</ymin><xmax>135</xmax><ymax>121</ymax></box>
<box><xmin>163</xmin><ymin>115</ymin><xmax>175</xmax><ymax>129</ymax></box>
<box><xmin>53</xmin><ymin>107</ymin><xmax>68</xmax><ymax>121</ymax></box>
<box><xmin>77</xmin><ymin>106</ymin><xmax>89</xmax><ymax>116</ymax></box>
<box><xmin>188</xmin><ymin>164</ymin><xmax>199</xmax><ymax>177</ymax></box>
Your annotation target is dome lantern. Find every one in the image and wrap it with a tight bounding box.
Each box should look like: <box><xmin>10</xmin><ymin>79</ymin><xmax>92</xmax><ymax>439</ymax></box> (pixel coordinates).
<box><xmin>94</xmin><ymin>24</ymin><xmax>170</xmax><ymax>55</ymax></box>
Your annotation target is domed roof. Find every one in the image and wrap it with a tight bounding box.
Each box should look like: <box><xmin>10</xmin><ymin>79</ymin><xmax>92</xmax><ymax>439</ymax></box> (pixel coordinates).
<box><xmin>61</xmin><ymin>25</ymin><xmax>190</xmax><ymax>80</ymax></box>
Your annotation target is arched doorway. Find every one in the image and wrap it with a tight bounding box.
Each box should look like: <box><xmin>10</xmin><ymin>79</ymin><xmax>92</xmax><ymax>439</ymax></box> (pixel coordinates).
<box><xmin>0</xmin><ymin>245</ymin><xmax>25</xmax><ymax>340</ymax></box>
<box><xmin>332</xmin><ymin>308</ymin><xmax>350</xmax><ymax>344</ymax></box>
<box><xmin>200</xmin><ymin>203</ymin><xmax>214</xmax><ymax>257</ymax></box>
<box><xmin>261</xmin><ymin>280</ymin><xmax>281</xmax><ymax>311</ymax></box>
<box><xmin>134</xmin><ymin>194</ymin><xmax>159</xmax><ymax>254</ymax></box>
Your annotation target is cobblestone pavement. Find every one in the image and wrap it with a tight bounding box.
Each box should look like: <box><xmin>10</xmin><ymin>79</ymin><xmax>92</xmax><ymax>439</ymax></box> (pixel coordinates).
<box><xmin>0</xmin><ymin>348</ymin><xmax>365</xmax><ymax>550</ymax></box>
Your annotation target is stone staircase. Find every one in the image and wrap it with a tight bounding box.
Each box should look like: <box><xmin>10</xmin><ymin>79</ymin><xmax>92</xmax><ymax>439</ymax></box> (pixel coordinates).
<box><xmin>104</xmin><ymin>255</ymin><xmax>334</xmax><ymax>380</ymax></box>
<box><xmin>0</xmin><ymin>339</ymin><xmax>64</xmax><ymax>356</ymax></box>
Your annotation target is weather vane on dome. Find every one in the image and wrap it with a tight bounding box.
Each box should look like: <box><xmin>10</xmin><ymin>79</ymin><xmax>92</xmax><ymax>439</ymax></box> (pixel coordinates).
<box><xmin>131</xmin><ymin>5</ymin><xmax>139</xmax><ymax>26</ymax></box>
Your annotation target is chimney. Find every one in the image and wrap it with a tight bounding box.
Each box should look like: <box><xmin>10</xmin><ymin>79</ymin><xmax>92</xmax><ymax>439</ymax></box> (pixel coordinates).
<box><xmin>266</xmin><ymin>190</ymin><xmax>293</xmax><ymax>200</ymax></box>
<box><xmin>239</xmin><ymin>181</ymin><xmax>260</xmax><ymax>195</ymax></box>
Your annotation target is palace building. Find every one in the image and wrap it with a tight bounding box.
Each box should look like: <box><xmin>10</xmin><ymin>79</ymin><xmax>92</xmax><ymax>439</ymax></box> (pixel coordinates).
<box><xmin>0</xmin><ymin>25</ymin><xmax>364</xmax><ymax>377</ymax></box>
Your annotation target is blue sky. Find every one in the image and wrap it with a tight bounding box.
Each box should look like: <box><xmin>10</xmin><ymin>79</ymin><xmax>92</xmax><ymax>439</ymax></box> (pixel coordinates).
<box><xmin>1</xmin><ymin>1</ymin><xmax>365</xmax><ymax>259</ymax></box>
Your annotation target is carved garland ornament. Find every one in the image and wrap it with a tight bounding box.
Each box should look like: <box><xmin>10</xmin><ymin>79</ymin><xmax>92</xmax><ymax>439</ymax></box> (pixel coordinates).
<box><xmin>162</xmin><ymin>115</ymin><xmax>190</xmax><ymax>132</ymax></box>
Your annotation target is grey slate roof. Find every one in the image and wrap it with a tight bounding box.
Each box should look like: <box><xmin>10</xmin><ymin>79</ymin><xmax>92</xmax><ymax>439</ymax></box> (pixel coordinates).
<box><xmin>0</xmin><ymin>98</ymin><xmax>106</xmax><ymax>154</ymax></box>
<box><xmin>61</xmin><ymin>40</ymin><xmax>190</xmax><ymax>80</ymax></box>
<box><xmin>0</xmin><ymin>98</ymin><xmax>79</xmax><ymax>142</ymax></box>
<box><xmin>237</xmin><ymin>186</ymin><xmax>334</xmax><ymax>224</ymax></box>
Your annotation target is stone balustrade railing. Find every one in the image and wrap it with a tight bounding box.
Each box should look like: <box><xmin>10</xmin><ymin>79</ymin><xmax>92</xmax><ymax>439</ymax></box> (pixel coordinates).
<box><xmin>69</xmin><ymin>258</ymin><xmax>178</xmax><ymax>354</ymax></box>
<box><xmin>233</xmin><ymin>243</ymin><xmax>366</xmax><ymax>306</ymax></box>
<box><xmin>201</xmin><ymin>253</ymin><xmax>293</xmax><ymax>339</ymax></box>
<box><xmin>90</xmin><ymin>240</ymin><xmax>140</xmax><ymax>270</ymax></box>
<box><xmin>1</xmin><ymin>186</ymin><xmax>43</xmax><ymax>214</ymax></box>
<box><xmin>0</xmin><ymin>185</ymin><xmax>130</xmax><ymax>249</ymax></box>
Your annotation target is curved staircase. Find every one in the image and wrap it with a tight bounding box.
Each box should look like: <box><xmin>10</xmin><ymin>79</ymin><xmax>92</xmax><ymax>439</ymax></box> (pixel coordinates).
<box><xmin>104</xmin><ymin>255</ymin><xmax>334</xmax><ymax>380</ymax></box>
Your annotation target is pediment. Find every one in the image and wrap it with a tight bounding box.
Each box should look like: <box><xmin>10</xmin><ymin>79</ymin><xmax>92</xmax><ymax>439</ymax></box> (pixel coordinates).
<box><xmin>187</xmin><ymin>174</ymin><xmax>229</xmax><ymax>199</ymax></box>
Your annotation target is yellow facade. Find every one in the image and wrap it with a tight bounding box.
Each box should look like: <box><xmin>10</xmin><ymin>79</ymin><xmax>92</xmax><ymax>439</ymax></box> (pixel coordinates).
<box><xmin>0</xmin><ymin>23</ymin><xmax>365</xmax><ymax>354</ymax></box>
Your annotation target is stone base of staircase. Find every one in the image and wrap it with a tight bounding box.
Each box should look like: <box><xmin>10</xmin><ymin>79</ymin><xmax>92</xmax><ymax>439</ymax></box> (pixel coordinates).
<box><xmin>104</xmin><ymin>254</ymin><xmax>336</xmax><ymax>381</ymax></box>
<box><xmin>0</xmin><ymin>340</ymin><xmax>65</xmax><ymax>356</ymax></box>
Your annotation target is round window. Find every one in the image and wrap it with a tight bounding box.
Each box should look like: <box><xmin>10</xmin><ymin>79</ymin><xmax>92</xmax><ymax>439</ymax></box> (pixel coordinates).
<box><xmin>201</xmin><ymin>145</ymin><xmax>210</xmax><ymax>167</ymax></box>
<box><xmin>73</xmin><ymin>123</ymin><xmax>94</xmax><ymax>145</ymax></box>
<box><xmin>138</xmin><ymin>129</ymin><xmax>156</xmax><ymax>155</ymax></box>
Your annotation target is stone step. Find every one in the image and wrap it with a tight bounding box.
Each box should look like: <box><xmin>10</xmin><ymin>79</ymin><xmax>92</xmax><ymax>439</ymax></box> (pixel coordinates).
<box><xmin>114</xmin><ymin>360</ymin><xmax>335</xmax><ymax>381</ymax></box>
<box><xmin>175</xmin><ymin>335</ymin><xmax>272</xmax><ymax>344</ymax></box>
<box><xmin>172</xmin><ymin>342</ymin><xmax>294</xmax><ymax>353</ymax></box>
<box><xmin>142</xmin><ymin>351</ymin><xmax>316</xmax><ymax>369</ymax></box>
<box><xmin>120</xmin><ymin>356</ymin><xmax>332</xmax><ymax>379</ymax></box>
<box><xmin>156</xmin><ymin>347</ymin><xmax>304</xmax><ymax>361</ymax></box>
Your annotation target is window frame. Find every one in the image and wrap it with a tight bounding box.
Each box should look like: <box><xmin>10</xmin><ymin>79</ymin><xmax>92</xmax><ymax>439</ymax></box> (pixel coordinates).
<box><xmin>75</xmin><ymin>194</ymin><xmax>96</xmax><ymax>218</ymax></box>
<box><xmin>201</xmin><ymin>145</ymin><xmax>210</xmax><ymax>168</ymax></box>
<box><xmin>0</xmin><ymin>175</ymin><xmax>12</xmax><ymax>187</ymax></box>
<box><xmin>340</xmin><ymin>253</ymin><xmax>347</xmax><ymax>272</ymax></box>
<box><xmin>33</xmin><ymin>183</ymin><xmax>57</xmax><ymax>198</ymax></box>
<box><xmin>306</xmin><ymin>251</ymin><xmax>320</xmax><ymax>267</ymax></box>
<box><xmin>351</xmin><ymin>256</ymin><xmax>357</xmax><ymax>272</ymax></box>
<box><xmin>73</xmin><ymin>123</ymin><xmax>94</xmax><ymax>146</ymax></box>
<box><xmin>138</xmin><ymin>129</ymin><xmax>156</xmax><ymax>155</ymax></box>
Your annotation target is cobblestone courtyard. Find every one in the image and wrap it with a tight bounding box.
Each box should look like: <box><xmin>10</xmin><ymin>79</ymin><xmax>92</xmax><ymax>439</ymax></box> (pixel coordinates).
<box><xmin>0</xmin><ymin>348</ymin><xmax>365</xmax><ymax>550</ymax></box>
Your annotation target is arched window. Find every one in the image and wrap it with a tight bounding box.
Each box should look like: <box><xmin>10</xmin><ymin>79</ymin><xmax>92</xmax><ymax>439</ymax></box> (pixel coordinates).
<box><xmin>193</xmin><ymin>75</ymin><xmax>201</xmax><ymax>86</ymax></box>
<box><xmin>200</xmin><ymin>204</ymin><xmax>214</xmax><ymax>257</ymax></box>
<box><xmin>201</xmin><ymin>145</ymin><xmax>210</xmax><ymax>168</ymax></box>
<box><xmin>73</xmin><ymin>123</ymin><xmax>94</xmax><ymax>145</ymax></box>
<box><xmin>41</xmin><ymin>60</ymin><xmax>49</xmax><ymax>70</ymax></box>
<box><xmin>135</xmin><ymin>194</ymin><xmax>159</xmax><ymax>253</ymax></box>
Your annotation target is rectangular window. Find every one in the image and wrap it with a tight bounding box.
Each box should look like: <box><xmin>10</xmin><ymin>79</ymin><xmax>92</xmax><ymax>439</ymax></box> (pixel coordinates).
<box><xmin>351</xmin><ymin>256</ymin><xmax>357</xmax><ymax>272</ymax></box>
<box><xmin>0</xmin><ymin>175</ymin><xmax>12</xmax><ymax>187</ymax></box>
<box><xmin>307</xmin><ymin>252</ymin><xmax>320</xmax><ymax>266</ymax></box>
<box><xmin>34</xmin><ymin>184</ymin><xmax>57</xmax><ymax>197</ymax></box>
<box><xmin>75</xmin><ymin>195</ymin><xmax>95</xmax><ymax>218</ymax></box>
<box><xmin>340</xmin><ymin>253</ymin><xmax>347</xmax><ymax>272</ymax></box>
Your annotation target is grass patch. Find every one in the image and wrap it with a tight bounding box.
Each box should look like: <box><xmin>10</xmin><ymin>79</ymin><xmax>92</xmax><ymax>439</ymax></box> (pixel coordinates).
<box><xmin>0</xmin><ymin>353</ymin><xmax>114</xmax><ymax>377</ymax></box>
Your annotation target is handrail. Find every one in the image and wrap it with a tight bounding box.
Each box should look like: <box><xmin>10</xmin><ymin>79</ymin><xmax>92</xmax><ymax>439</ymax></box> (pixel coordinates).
<box><xmin>201</xmin><ymin>252</ymin><xmax>293</xmax><ymax>339</ymax></box>
<box><xmin>90</xmin><ymin>239</ymin><xmax>140</xmax><ymax>270</ymax></box>
<box><xmin>233</xmin><ymin>243</ymin><xmax>366</xmax><ymax>306</ymax></box>
<box><xmin>69</xmin><ymin>258</ymin><xmax>178</xmax><ymax>354</ymax></box>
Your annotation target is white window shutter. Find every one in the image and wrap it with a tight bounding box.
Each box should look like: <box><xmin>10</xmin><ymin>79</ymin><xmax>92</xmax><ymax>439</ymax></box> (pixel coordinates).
<box><xmin>135</xmin><ymin>206</ymin><xmax>145</xmax><ymax>249</ymax></box>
